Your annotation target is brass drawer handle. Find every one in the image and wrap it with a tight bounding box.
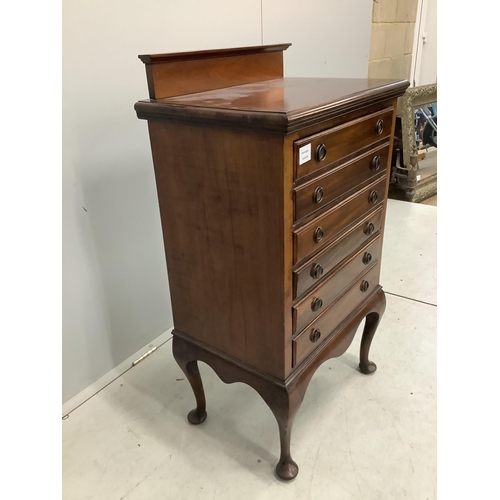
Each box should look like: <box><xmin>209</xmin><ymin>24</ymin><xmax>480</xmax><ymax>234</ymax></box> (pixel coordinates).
<box><xmin>311</xmin><ymin>297</ymin><xmax>323</xmax><ymax>312</ymax></box>
<box><xmin>310</xmin><ymin>328</ymin><xmax>322</xmax><ymax>343</ymax></box>
<box><xmin>363</xmin><ymin>252</ymin><xmax>372</xmax><ymax>265</ymax></box>
<box><xmin>311</xmin><ymin>263</ymin><xmax>324</xmax><ymax>279</ymax></box>
<box><xmin>364</xmin><ymin>222</ymin><xmax>375</xmax><ymax>236</ymax></box>
<box><xmin>370</xmin><ymin>155</ymin><xmax>381</xmax><ymax>172</ymax></box>
<box><xmin>315</xmin><ymin>144</ymin><xmax>327</xmax><ymax>162</ymax></box>
<box><xmin>360</xmin><ymin>280</ymin><xmax>370</xmax><ymax>292</ymax></box>
<box><xmin>369</xmin><ymin>190</ymin><xmax>378</xmax><ymax>204</ymax></box>
<box><xmin>314</xmin><ymin>227</ymin><xmax>324</xmax><ymax>243</ymax></box>
<box><xmin>375</xmin><ymin>119</ymin><xmax>384</xmax><ymax>135</ymax></box>
<box><xmin>313</xmin><ymin>186</ymin><xmax>324</xmax><ymax>204</ymax></box>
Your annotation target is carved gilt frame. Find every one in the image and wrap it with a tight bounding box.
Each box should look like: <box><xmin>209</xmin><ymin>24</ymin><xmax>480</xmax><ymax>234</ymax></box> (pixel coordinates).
<box><xmin>396</xmin><ymin>83</ymin><xmax>437</xmax><ymax>202</ymax></box>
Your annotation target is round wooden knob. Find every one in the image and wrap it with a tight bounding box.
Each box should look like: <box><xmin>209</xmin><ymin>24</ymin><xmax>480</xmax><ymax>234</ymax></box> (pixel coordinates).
<box><xmin>369</xmin><ymin>190</ymin><xmax>378</xmax><ymax>204</ymax></box>
<box><xmin>360</xmin><ymin>280</ymin><xmax>370</xmax><ymax>292</ymax></box>
<box><xmin>370</xmin><ymin>155</ymin><xmax>381</xmax><ymax>172</ymax></box>
<box><xmin>314</xmin><ymin>226</ymin><xmax>324</xmax><ymax>243</ymax></box>
<box><xmin>310</xmin><ymin>329</ymin><xmax>321</xmax><ymax>343</ymax></box>
<box><xmin>316</xmin><ymin>144</ymin><xmax>327</xmax><ymax>162</ymax></box>
<box><xmin>375</xmin><ymin>119</ymin><xmax>384</xmax><ymax>135</ymax></box>
<box><xmin>311</xmin><ymin>263</ymin><xmax>324</xmax><ymax>279</ymax></box>
<box><xmin>311</xmin><ymin>297</ymin><xmax>323</xmax><ymax>312</ymax></box>
<box><xmin>364</xmin><ymin>222</ymin><xmax>375</xmax><ymax>236</ymax></box>
<box><xmin>313</xmin><ymin>186</ymin><xmax>324</xmax><ymax>204</ymax></box>
<box><xmin>363</xmin><ymin>252</ymin><xmax>372</xmax><ymax>265</ymax></box>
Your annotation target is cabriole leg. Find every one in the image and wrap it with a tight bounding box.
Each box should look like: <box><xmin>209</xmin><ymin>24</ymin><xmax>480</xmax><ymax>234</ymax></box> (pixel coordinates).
<box><xmin>266</xmin><ymin>386</ymin><xmax>304</xmax><ymax>481</ymax></box>
<box><xmin>359</xmin><ymin>288</ymin><xmax>386</xmax><ymax>374</ymax></box>
<box><xmin>172</xmin><ymin>336</ymin><xmax>207</xmax><ymax>424</ymax></box>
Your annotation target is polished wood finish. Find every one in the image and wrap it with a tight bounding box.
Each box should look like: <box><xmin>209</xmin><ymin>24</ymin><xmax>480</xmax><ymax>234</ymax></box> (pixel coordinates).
<box><xmin>294</xmin><ymin>142</ymin><xmax>390</xmax><ymax>221</ymax></box>
<box><xmin>136</xmin><ymin>46</ymin><xmax>408</xmax><ymax>480</ymax></box>
<box><xmin>138</xmin><ymin>43</ymin><xmax>291</xmax><ymax>64</ymax></box>
<box><xmin>292</xmin><ymin>264</ymin><xmax>380</xmax><ymax>367</ymax></box>
<box><xmin>294</xmin><ymin>176</ymin><xmax>387</xmax><ymax>263</ymax></box>
<box><xmin>139</xmin><ymin>44</ymin><xmax>290</xmax><ymax>99</ymax></box>
<box><xmin>293</xmin><ymin>237</ymin><xmax>381</xmax><ymax>333</ymax></box>
<box><xmin>294</xmin><ymin>107</ymin><xmax>393</xmax><ymax>179</ymax></box>
<box><xmin>135</xmin><ymin>77</ymin><xmax>409</xmax><ymax>133</ymax></box>
<box><xmin>172</xmin><ymin>341</ymin><xmax>207</xmax><ymax>425</ymax></box>
<box><xmin>147</xmin><ymin>120</ymin><xmax>289</xmax><ymax>379</ymax></box>
<box><xmin>293</xmin><ymin>208</ymin><xmax>383</xmax><ymax>298</ymax></box>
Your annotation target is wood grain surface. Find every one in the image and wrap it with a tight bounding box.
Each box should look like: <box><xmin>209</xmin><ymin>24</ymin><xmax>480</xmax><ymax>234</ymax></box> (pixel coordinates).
<box><xmin>293</xmin><ymin>177</ymin><xmax>387</xmax><ymax>263</ymax></box>
<box><xmin>135</xmin><ymin>79</ymin><xmax>409</xmax><ymax>133</ymax></box>
<box><xmin>147</xmin><ymin>121</ymin><xmax>289</xmax><ymax>379</ymax></box>
<box><xmin>138</xmin><ymin>45</ymin><xmax>409</xmax><ymax>480</ymax></box>
<box><xmin>293</xmin><ymin>208</ymin><xmax>383</xmax><ymax>299</ymax></box>
<box><xmin>294</xmin><ymin>142</ymin><xmax>390</xmax><ymax>221</ymax></box>
<box><xmin>292</xmin><ymin>264</ymin><xmax>381</xmax><ymax>366</ymax></box>
<box><xmin>292</xmin><ymin>236</ymin><xmax>381</xmax><ymax>334</ymax></box>
<box><xmin>139</xmin><ymin>44</ymin><xmax>290</xmax><ymax>99</ymax></box>
<box><xmin>294</xmin><ymin>108</ymin><xmax>394</xmax><ymax>179</ymax></box>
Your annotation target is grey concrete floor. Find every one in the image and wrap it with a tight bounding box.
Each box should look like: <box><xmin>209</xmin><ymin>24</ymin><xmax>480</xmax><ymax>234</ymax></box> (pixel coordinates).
<box><xmin>62</xmin><ymin>199</ymin><xmax>437</xmax><ymax>500</ymax></box>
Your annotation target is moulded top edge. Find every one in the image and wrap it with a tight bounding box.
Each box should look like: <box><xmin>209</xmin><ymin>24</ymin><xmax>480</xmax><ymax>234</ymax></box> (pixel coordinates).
<box><xmin>138</xmin><ymin>43</ymin><xmax>292</xmax><ymax>64</ymax></box>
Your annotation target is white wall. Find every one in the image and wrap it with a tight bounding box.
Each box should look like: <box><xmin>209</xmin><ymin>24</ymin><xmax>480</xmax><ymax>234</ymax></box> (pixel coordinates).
<box><xmin>62</xmin><ymin>0</ymin><xmax>373</xmax><ymax>403</ymax></box>
<box><xmin>411</xmin><ymin>0</ymin><xmax>437</xmax><ymax>86</ymax></box>
<box><xmin>264</xmin><ymin>0</ymin><xmax>373</xmax><ymax>78</ymax></box>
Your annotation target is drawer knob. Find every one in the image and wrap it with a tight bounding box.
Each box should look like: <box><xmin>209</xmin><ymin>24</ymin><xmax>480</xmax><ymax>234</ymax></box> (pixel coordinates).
<box><xmin>363</xmin><ymin>252</ymin><xmax>372</xmax><ymax>265</ymax></box>
<box><xmin>369</xmin><ymin>190</ymin><xmax>378</xmax><ymax>204</ymax></box>
<box><xmin>360</xmin><ymin>280</ymin><xmax>370</xmax><ymax>292</ymax></box>
<box><xmin>311</xmin><ymin>263</ymin><xmax>324</xmax><ymax>279</ymax></box>
<box><xmin>364</xmin><ymin>222</ymin><xmax>375</xmax><ymax>236</ymax></box>
<box><xmin>314</xmin><ymin>226</ymin><xmax>324</xmax><ymax>243</ymax></box>
<box><xmin>315</xmin><ymin>144</ymin><xmax>327</xmax><ymax>162</ymax></box>
<box><xmin>375</xmin><ymin>119</ymin><xmax>384</xmax><ymax>135</ymax></box>
<box><xmin>313</xmin><ymin>186</ymin><xmax>324</xmax><ymax>204</ymax></box>
<box><xmin>311</xmin><ymin>297</ymin><xmax>323</xmax><ymax>312</ymax></box>
<box><xmin>310</xmin><ymin>328</ymin><xmax>322</xmax><ymax>343</ymax></box>
<box><xmin>370</xmin><ymin>155</ymin><xmax>381</xmax><ymax>172</ymax></box>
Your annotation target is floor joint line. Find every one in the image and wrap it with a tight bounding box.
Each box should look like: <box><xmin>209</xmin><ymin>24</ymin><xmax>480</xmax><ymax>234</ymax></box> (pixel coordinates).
<box><xmin>385</xmin><ymin>290</ymin><xmax>436</xmax><ymax>307</ymax></box>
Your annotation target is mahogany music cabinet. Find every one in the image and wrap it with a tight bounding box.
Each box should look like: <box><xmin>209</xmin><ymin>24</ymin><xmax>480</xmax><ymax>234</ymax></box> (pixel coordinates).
<box><xmin>135</xmin><ymin>44</ymin><xmax>409</xmax><ymax>480</ymax></box>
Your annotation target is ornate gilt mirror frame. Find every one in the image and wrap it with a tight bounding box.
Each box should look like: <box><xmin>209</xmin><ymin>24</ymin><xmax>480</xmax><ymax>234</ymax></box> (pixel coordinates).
<box><xmin>396</xmin><ymin>83</ymin><xmax>437</xmax><ymax>202</ymax></box>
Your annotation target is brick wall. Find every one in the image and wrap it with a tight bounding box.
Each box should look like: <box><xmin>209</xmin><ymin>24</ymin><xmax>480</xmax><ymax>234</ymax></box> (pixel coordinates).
<box><xmin>369</xmin><ymin>0</ymin><xmax>419</xmax><ymax>80</ymax></box>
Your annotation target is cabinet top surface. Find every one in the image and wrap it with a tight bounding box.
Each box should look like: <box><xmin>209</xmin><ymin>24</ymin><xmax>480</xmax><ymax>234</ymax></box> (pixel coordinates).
<box><xmin>155</xmin><ymin>78</ymin><xmax>405</xmax><ymax>113</ymax></box>
<box><xmin>135</xmin><ymin>77</ymin><xmax>409</xmax><ymax>133</ymax></box>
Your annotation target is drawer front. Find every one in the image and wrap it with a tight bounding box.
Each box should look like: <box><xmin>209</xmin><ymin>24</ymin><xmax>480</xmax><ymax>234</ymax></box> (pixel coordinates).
<box><xmin>294</xmin><ymin>177</ymin><xmax>386</xmax><ymax>264</ymax></box>
<box><xmin>292</xmin><ymin>264</ymin><xmax>380</xmax><ymax>367</ymax></box>
<box><xmin>293</xmin><ymin>236</ymin><xmax>381</xmax><ymax>334</ymax></box>
<box><xmin>294</xmin><ymin>143</ymin><xmax>390</xmax><ymax>222</ymax></box>
<box><xmin>294</xmin><ymin>107</ymin><xmax>393</xmax><ymax>180</ymax></box>
<box><xmin>294</xmin><ymin>208</ymin><xmax>383</xmax><ymax>298</ymax></box>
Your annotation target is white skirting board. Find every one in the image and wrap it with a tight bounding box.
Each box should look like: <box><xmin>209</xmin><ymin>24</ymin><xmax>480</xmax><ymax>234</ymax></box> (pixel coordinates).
<box><xmin>62</xmin><ymin>327</ymin><xmax>174</xmax><ymax>417</ymax></box>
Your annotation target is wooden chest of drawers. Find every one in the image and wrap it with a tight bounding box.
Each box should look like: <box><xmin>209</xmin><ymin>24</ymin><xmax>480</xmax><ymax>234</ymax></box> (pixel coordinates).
<box><xmin>135</xmin><ymin>44</ymin><xmax>409</xmax><ymax>480</ymax></box>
